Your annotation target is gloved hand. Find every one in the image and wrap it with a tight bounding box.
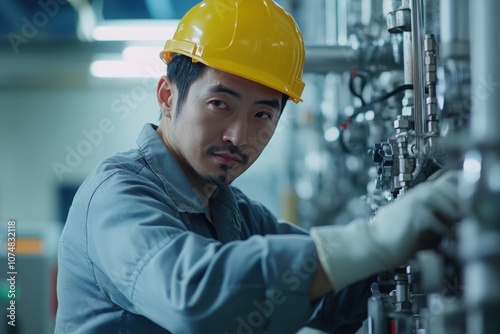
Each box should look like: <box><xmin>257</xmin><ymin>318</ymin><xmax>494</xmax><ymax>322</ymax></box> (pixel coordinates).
<box><xmin>310</xmin><ymin>170</ymin><xmax>462</xmax><ymax>291</ymax></box>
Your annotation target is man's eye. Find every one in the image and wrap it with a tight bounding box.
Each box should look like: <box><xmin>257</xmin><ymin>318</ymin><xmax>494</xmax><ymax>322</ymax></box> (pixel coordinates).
<box><xmin>210</xmin><ymin>100</ymin><xmax>229</xmax><ymax>109</ymax></box>
<box><xmin>256</xmin><ymin>112</ymin><xmax>272</xmax><ymax>120</ymax></box>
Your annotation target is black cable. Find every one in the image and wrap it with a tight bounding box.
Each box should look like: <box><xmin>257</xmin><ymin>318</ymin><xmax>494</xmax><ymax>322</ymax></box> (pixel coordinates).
<box><xmin>349</xmin><ymin>70</ymin><xmax>368</xmax><ymax>106</ymax></box>
<box><xmin>336</xmin><ymin>84</ymin><xmax>414</xmax><ymax>154</ymax></box>
<box><xmin>338</xmin><ymin>128</ymin><xmax>352</xmax><ymax>154</ymax></box>
<box><xmin>337</xmin><ymin>83</ymin><xmax>424</xmax><ymax>154</ymax></box>
<box><xmin>351</xmin><ymin>84</ymin><xmax>415</xmax><ymax>118</ymax></box>
<box><xmin>368</xmin><ymin>84</ymin><xmax>414</xmax><ymax>105</ymax></box>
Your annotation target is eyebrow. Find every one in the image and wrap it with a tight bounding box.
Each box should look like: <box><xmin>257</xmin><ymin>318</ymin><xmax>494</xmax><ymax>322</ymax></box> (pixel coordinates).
<box><xmin>208</xmin><ymin>84</ymin><xmax>242</xmax><ymax>99</ymax></box>
<box><xmin>208</xmin><ymin>84</ymin><xmax>281</xmax><ymax>111</ymax></box>
<box><xmin>255</xmin><ymin>98</ymin><xmax>281</xmax><ymax>111</ymax></box>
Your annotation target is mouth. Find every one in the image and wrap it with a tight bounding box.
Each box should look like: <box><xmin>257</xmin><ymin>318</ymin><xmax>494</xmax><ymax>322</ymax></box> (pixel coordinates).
<box><xmin>212</xmin><ymin>153</ymin><xmax>243</xmax><ymax>167</ymax></box>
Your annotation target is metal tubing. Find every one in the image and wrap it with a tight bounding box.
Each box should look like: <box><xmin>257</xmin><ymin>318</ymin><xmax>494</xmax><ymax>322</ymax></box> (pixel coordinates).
<box><xmin>403</xmin><ymin>32</ymin><xmax>414</xmax><ymax>96</ymax></box>
<box><xmin>304</xmin><ymin>45</ymin><xmax>358</xmax><ymax>73</ymax></box>
<box><xmin>337</xmin><ymin>0</ymin><xmax>349</xmax><ymax>45</ymax></box>
<box><xmin>440</xmin><ymin>0</ymin><xmax>470</xmax><ymax>59</ymax></box>
<box><xmin>304</xmin><ymin>44</ymin><xmax>398</xmax><ymax>74</ymax></box>
<box><xmin>470</xmin><ymin>0</ymin><xmax>500</xmax><ymax>144</ymax></box>
<box><xmin>462</xmin><ymin>1</ymin><xmax>500</xmax><ymax>334</ymax></box>
<box><xmin>304</xmin><ymin>44</ymin><xmax>401</xmax><ymax>74</ymax></box>
<box><xmin>325</xmin><ymin>0</ymin><xmax>338</xmax><ymax>45</ymax></box>
<box><xmin>410</xmin><ymin>0</ymin><xmax>425</xmax><ymax>179</ymax></box>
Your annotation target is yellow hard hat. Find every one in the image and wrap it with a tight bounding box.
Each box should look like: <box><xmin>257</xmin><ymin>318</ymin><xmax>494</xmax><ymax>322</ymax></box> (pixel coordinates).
<box><xmin>160</xmin><ymin>0</ymin><xmax>305</xmax><ymax>103</ymax></box>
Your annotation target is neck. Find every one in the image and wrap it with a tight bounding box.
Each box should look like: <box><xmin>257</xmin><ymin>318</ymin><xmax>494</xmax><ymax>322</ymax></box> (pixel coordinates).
<box><xmin>156</xmin><ymin>122</ymin><xmax>218</xmax><ymax>209</ymax></box>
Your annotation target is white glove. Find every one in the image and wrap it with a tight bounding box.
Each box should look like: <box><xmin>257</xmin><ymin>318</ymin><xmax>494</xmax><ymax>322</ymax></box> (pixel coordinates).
<box><xmin>310</xmin><ymin>170</ymin><xmax>462</xmax><ymax>291</ymax></box>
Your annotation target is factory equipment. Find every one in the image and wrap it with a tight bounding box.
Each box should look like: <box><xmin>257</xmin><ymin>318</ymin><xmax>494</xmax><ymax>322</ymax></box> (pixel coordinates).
<box><xmin>286</xmin><ymin>0</ymin><xmax>500</xmax><ymax>332</ymax></box>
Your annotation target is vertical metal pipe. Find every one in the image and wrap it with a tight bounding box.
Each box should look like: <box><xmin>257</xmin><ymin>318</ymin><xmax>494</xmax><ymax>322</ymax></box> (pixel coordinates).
<box><xmin>462</xmin><ymin>1</ymin><xmax>500</xmax><ymax>334</ymax></box>
<box><xmin>325</xmin><ymin>0</ymin><xmax>338</xmax><ymax>45</ymax></box>
<box><xmin>368</xmin><ymin>297</ymin><xmax>388</xmax><ymax>334</ymax></box>
<box><xmin>424</xmin><ymin>34</ymin><xmax>438</xmax><ymax>147</ymax></box>
<box><xmin>470</xmin><ymin>1</ymin><xmax>500</xmax><ymax>143</ymax></box>
<box><xmin>410</xmin><ymin>0</ymin><xmax>425</xmax><ymax>179</ymax></box>
<box><xmin>295</xmin><ymin>0</ymin><xmax>327</xmax><ymax>44</ymax></box>
<box><xmin>403</xmin><ymin>32</ymin><xmax>414</xmax><ymax>100</ymax></box>
<box><xmin>337</xmin><ymin>0</ymin><xmax>349</xmax><ymax>45</ymax></box>
<box><xmin>438</xmin><ymin>0</ymin><xmax>470</xmax><ymax>140</ymax></box>
<box><xmin>440</xmin><ymin>0</ymin><xmax>470</xmax><ymax>59</ymax></box>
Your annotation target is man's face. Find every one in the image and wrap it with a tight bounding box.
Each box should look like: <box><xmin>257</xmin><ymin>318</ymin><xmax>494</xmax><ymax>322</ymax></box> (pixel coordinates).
<box><xmin>158</xmin><ymin>68</ymin><xmax>283</xmax><ymax>190</ymax></box>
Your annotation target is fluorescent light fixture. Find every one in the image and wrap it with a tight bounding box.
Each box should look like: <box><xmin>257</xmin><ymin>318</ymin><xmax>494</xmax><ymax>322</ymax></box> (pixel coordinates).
<box><xmin>122</xmin><ymin>46</ymin><xmax>164</xmax><ymax>61</ymax></box>
<box><xmin>90</xmin><ymin>60</ymin><xmax>164</xmax><ymax>78</ymax></box>
<box><xmin>92</xmin><ymin>19</ymin><xmax>179</xmax><ymax>41</ymax></box>
<box><xmin>90</xmin><ymin>20</ymin><xmax>174</xmax><ymax>78</ymax></box>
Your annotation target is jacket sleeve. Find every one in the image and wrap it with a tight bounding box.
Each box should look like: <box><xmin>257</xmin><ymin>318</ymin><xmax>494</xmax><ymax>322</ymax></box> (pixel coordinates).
<box><xmin>86</xmin><ymin>171</ymin><xmax>321</xmax><ymax>334</ymax></box>
<box><xmin>232</xmin><ymin>187</ymin><xmax>374</xmax><ymax>333</ymax></box>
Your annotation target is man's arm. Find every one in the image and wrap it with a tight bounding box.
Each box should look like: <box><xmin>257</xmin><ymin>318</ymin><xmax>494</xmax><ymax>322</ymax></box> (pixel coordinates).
<box><xmin>86</xmin><ymin>171</ymin><xmax>323</xmax><ymax>333</ymax></box>
<box><xmin>233</xmin><ymin>187</ymin><xmax>373</xmax><ymax>333</ymax></box>
<box><xmin>309</xmin><ymin>262</ymin><xmax>333</xmax><ymax>302</ymax></box>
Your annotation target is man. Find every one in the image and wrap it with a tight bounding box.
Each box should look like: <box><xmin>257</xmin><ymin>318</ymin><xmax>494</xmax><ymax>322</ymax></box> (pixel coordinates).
<box><xmin>55</xmin><ymin>1</ymin><xmax>461</xmax><ymax>333</ymax></box>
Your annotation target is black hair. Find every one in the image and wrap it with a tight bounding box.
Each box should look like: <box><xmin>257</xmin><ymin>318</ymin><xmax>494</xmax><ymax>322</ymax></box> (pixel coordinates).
<box><xmin>166</xmin><ymin>54</ymin><xmax>208</xmax><ymax>112</ymax></box>
<box><xmin>166</xmin><ymin>54</ymin><xmax>289</xmax><ymax>113</ymax></box>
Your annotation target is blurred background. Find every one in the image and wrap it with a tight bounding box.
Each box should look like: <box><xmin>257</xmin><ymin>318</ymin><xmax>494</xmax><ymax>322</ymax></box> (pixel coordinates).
<box><xmin>1</xmin><ymin>0</ymin><xmax>500</xmax><ymax>333</ymax></box>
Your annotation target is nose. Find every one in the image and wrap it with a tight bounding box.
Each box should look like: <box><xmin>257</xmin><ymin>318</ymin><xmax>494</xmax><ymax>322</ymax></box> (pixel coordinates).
<box><xmin>222</xmin><ymin>118</ymin><xmax>248</xmax><ymax>147</ymax></box>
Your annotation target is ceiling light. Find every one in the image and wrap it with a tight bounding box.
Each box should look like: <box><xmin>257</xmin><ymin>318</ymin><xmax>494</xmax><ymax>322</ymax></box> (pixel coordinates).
<box><xmin>90</xmin><ymin>60</ymin><xmax>164</xmax><ymax>78</ymax></box>
<box><xmin>92</xmin><ymin>20</ymin><xmax>179</xmax><ymax>41</ymax></box>
<box><xmin>122</xmin><ymin>46</ymin><xmax>163</xmax><ymax>61</ymax></box>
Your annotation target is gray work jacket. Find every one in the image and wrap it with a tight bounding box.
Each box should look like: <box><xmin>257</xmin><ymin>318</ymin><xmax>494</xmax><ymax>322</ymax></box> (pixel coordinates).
<box><xmin>55</xmin><ymin>123</ymin><xmax>372</xmax><ymax>334</ymax></box>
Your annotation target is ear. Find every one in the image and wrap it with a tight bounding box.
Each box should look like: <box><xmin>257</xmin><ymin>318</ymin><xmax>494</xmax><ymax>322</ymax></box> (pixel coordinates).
<box><xmin>157</xmin><ymin>75</ymin><xmax>175</xmax><ymax>119</ymax></box>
